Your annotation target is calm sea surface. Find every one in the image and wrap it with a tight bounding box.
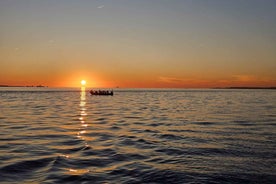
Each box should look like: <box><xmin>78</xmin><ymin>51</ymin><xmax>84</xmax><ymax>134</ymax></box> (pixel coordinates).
<box><xmin>0</xmin><ymin>88</ymin><xmax>275</xmax><ymax>184</ymax></box>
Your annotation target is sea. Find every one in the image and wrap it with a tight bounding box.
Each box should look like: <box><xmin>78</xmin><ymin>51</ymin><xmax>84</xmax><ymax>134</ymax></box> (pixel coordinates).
<box><xmin>0</xmin><ymin>87</ymin><xmax>275</xmax><ymax>184</ymax></box>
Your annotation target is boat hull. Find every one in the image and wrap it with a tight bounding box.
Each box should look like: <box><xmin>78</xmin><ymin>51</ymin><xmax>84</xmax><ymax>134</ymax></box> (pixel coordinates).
<box><xmin>90</xmin><ymin>90</ymin><xmax>113</xmax><ymax>96</ymax></box>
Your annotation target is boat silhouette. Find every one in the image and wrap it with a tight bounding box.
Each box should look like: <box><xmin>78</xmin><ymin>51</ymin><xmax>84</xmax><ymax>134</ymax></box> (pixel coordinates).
<box><xmin>90</xmin><ymin>90</ymin><xmax>113</xmax><ymax>96</ymax></box>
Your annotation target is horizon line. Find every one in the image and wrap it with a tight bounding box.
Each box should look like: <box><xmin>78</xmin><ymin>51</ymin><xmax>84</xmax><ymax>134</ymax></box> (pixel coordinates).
<box><xmin>1</xmin><ymin>85</ymin><xmax>276</xmax><ymax>90</ymax></box>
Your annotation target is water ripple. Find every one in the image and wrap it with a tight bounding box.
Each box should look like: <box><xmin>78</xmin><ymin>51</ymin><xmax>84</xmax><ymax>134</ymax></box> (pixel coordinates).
<box><xmin>0</xmin><ymin>89</ymin><xmax>276</xmax><ymax>183</ymax></box>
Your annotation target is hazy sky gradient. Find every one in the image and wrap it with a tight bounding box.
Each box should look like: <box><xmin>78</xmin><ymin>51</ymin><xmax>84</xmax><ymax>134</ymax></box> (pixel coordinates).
<box><xmin>1</xmin><ymin>0</ymin><xmax>275</xmax><ymax>87</ymax></box>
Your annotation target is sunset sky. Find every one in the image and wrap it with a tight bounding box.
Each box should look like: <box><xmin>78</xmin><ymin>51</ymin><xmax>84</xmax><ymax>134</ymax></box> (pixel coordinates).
<box><xmin>0</xmin><ymin>0</ymin><xmax>275</xmax><ymax>88</ymax></box>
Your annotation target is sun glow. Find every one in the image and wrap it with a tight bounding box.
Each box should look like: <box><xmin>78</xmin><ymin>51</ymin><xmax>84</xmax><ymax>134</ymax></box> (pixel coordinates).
<box><xmin>81</xmin><ymin>80</ymin><xmax>86</xmax><ymax>86</ymax></box>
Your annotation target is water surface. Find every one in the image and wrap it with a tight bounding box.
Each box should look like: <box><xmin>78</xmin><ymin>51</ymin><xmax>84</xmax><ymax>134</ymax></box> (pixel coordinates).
<box><xmin>0</xmin><ymin>88</ymin><xmax>275</xmax><ymax>183</ymax></box>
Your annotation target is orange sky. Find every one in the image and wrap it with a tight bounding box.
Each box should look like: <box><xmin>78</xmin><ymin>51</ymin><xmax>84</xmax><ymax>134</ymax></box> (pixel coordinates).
<box><xmin>1</xmin><ymin>1</ymin><xmax>275</xmax><ymax>88</ymax></box>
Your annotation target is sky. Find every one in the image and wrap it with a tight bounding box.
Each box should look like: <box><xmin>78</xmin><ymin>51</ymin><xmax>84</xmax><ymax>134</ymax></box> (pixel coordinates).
<box><xmin>0</xmin><ymin>0</ymin><xmax>275</xmax><ymax>88</ymax></box>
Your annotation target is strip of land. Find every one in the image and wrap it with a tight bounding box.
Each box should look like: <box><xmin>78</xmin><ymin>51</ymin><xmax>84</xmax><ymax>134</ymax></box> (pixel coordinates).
<box><xmin>0</xmin><ymin>85</ymin><xmax>47</xmax><ymax>87</ymax></box>
<box><xmin>213</xmin><ymin>87</ymin><xmax>276</xmax><ymax>89</ymax></box>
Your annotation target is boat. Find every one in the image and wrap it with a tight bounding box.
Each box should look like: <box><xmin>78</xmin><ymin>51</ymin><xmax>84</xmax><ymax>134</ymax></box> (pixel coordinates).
<box><xmin>90</xmin><ymin>90</ymin><xmax>113</xmax><ymax>96</ymax></box>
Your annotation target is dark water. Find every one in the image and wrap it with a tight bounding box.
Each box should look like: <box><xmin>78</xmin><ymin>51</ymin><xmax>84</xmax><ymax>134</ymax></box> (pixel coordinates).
<box><xmin>0</xmin><ymin>88</ymin><xmax>275</xmax><ymax>184</ymax></box>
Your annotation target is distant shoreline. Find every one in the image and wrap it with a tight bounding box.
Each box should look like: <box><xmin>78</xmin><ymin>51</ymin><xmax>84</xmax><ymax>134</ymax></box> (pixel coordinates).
<box><xmin>0</xmin><ymin>85</ymin><xmax>48</xmax><ymax>88</ymax></box>
<box><xmin>213</xmin><ymin>87</ymin><xmax>276</xmax><ymax>89</ymax></box>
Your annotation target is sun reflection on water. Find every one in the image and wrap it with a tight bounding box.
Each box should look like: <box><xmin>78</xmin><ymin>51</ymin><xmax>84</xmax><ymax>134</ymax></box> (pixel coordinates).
<box><xmin>67</xmin><ymin>168</ymin><xmax>90</xmax><ymax>175</ymax></box>
<box><xmin>78</xmin><ymin>87</ymin><xmax>88</xmax><ymax>140</ymax></box>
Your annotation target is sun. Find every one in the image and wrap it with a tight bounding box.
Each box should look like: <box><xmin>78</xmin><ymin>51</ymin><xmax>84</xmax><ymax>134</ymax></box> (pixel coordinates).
<box><xmin>81</xmin><ymin>80</ymin><xmax>86</xmax><ymax>86</ymax></box>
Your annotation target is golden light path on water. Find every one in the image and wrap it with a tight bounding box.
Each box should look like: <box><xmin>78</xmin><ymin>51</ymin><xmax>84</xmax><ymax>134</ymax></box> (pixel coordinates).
<box><xmin>67</xmin><ymin>86</ymin><xmax>90</xmax><ymax>175</ymax></box>
<box><xmin>79</xmin><ymin>86</ymin><xmax>88</xmax><ymax>137</ymax></box>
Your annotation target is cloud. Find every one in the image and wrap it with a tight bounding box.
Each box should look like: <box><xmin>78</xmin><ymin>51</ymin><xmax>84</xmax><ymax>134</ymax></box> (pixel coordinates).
<box><xmin>158</xmin><ymin>76</ymin><xmax>226</xmax><ymax>88</ymax></box>
<box><xmin>157</xmin><ymin>75</ymin><xmax>276</xmax><ymax>88</ymax></box>
<box><xmin>159</xmin><ymin>76</ymin><xmax>210</xmax><ymax>83</ymax></box>
<box><xmin>158</xmin><ymin>76</ymin><xmax>186</xmax><ymax>83</ymax></box>
<box><xmin>97</xmin><ymin>5</ymin><xmax>105</xmax><ymax>9</ymax></box>
<box><xmin>221</xmin><ymin>74</ymin><xmax>276</xmax><ymax>87</ymax></box>
<box><xmin>232</xmin><ymin>75</ymin><xmax>256</xmax><ymax>82</ymax></box>
<box><xmin>48</xmin><ymin>39</ymin><xmax>55</xmax><ymax>46</ymax></box>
